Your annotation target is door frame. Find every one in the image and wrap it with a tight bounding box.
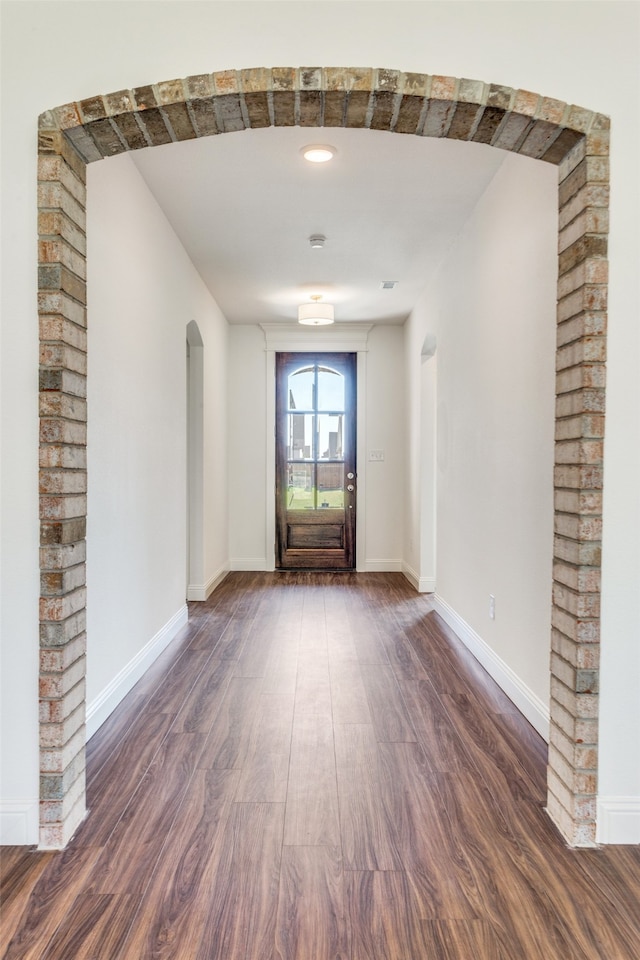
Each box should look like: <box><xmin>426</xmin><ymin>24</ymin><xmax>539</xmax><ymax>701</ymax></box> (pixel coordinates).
<box><xmin>275</xmin><ymin>351</ymin><xmax>357</xmax><ymax>570</ymax></box>
<box><xmin>261</xmin><ymin>323</ymin><xmax>372</xmax><ymax>572</ymax></box>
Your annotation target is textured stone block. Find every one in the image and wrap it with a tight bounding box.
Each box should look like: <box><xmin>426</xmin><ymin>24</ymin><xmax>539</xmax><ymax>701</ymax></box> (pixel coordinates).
<box><xmin>109</xmin><ymin>112</ymin><xmax>149</xmax><ymax>151</ymax></box>
<box><xmin>552</xmin><ymin>561</ymin><xmax>601</xmax><ymax>594</ymax></box>
<box><xmin>39</xmin><ymin>655</ymin><xmax>86</xmax><ymax>703</ymax></box>
<box><xmin>40</xmin><ymin>516</ymin><xmax>86</xmax><ymax>546</ymax></box>
<box><xmin>518</xmin><ymin>120</ymin><xmax>562</xmax><ymax>159</ymax></box>
<box><xmin>39</xmin><ymin>608</ymin><xmax>87</xmax><ymax>647</ymax></box>
<box><xmin>39</xmin><ymin>443</ymin><xmax>87</xmax><ymax>470</ymax></box>
<box><xmin>39</xmin><ymin>239</ymin><xmax>87</xmax><ymax>281</ymax></box>
<box><xmin>40</xmin><ymin>702</ymin><xmax>85</xmax><ymax>749</ymax></box>
<box><xmin>40</xmin><ymin>540</ymin><xmax>86</xmax><ymax>571</ymax></box>
<box><xmin>559</xmin><ymin>183</ymin><xmax>609</xmax><ymax>231</ymax></box>
<box><xmin>214</xmin><ymin>93</ymin><xmax>246</xmax><ymax>133</ymax></box>
<box><xmin>345</xmin><ymin>91</ymin><xmax>371</xmax><ymax>128</ymax></box>
<box><xmin>38</xmin><ymin>183</ymin><xmax>86</xmax><ymax>232</ymax></box>
<box><xmin>422</xmin><ymin>100</ymin><xmax>456</xmax><ymax>138</ymax></box>
<box><xmin>542</xmin><ymin>127</ymin><xmax>583</xmax><ymax>166</ymax></box>
<box><xmin>39</xmin><ymin>211</ymin><xmax>87</xmax><ymax>258</ymax></box>
<box><xmin>447</xmin><ymin>101</ymin><xmax>483</xmax><ymax>141</ymax></box>
<box><xmin>39</xmin><ymin>367</ymin><xmax>87</xmax><ymax>398</ymax></box>
<box><xmin>486</xmin><ymin>110</ymin><xmax>529</xmax><ymax>150</ymax></box>
<box><xmin>556</xmin><ymin>338</ymin><xmax>606</xmax><ymax>372</ymax></box>
<box><xmin>554</xmin><ymin>414</ymin><xmax>605</xmax><ymax>442</ymax></box>
<box><xmin>299</xmin><ymin>90</ymin><xmax>323</xmax><ymax>127</ymax></box>
<box><xmin>40</xmin><ymin>493</ymin><xmax>87</xmax><ymax>522</ymax></box>
<box><xmin>553</xmin><ymin>582</ymin><xmax>600</xmax><ymax>620</ymax></box>
<box><xmin>370</xmin><ymin>90</ymin><xmax>397</xmax><ymax>131</ymax></box>
<box><xmin>38</xmin><ymin>157</ymin><xmax>87</xmax><ymax>205</ymax></box>
<box><xmin>553</xmin><ymin>534</ymin><xmax>601</xmax><ymax>567</ymax></box>
<box><xmin>39</xmin><ymin>769</ymin><xmax>86</xmax><ymax>826</ymax></box>
<box><xmin>189</xmin><ymin>98</ymin><xmax>220</xmax><ymax>137</ymax></box>
<box><xmin>84</xmin><ymin>118</ymin><xmax>127</xmax><ymax>157</ymax></box>
<box><xmin>41</xmin><ymin>562</ymin><xmax>86</xmax><ymax>597</ymax></box>
<box><xmin>458</xmin><ymin>78</ymin><xmax>487</xmax><ymax>105</ymax></box>
<box><xmin>243</xmin><ymin>92</ymin><xmax>271</xmax><ymax>129</ymax></box>
<box><xmin>555</xmin><ymin>363</ymin><xmax>606</xmax><ymax>393</ymax></box>
<box><xmin>39</xmin><ymin>415</ymin><xmax>87</xmax><ymax>444</ymax></box>
<box><xmin>394</xmin><ymin>95</ymin><xmax>426</xmax><ymax>135</ymax></box>
<box><xmin>163</xmin><ymin>102</ymin><xmax>197</xmax><ymax>140</ymax></box>
<box><xmin>39</xmin><ymin>678</ymin><xmax>85</xmax><ymax>724</ymax></box>
<box><xmin>40</xmin><ymin>469</ymin><xmax>87</xmax><ymax>496</ymax></box>
<box><xmin>273</xmin><ymin>90</ymin><xmax>297</xmax><ymax>127</ymax></box>
<box><xmin>559</xmin><ymin>236</ymin><xmax>608</xmax><ymax>277</ymax></box>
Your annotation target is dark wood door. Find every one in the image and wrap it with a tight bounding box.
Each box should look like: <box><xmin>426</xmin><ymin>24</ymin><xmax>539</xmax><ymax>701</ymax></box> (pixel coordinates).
<box><xmin>276</xmin><ymin>352</ymin><xmax>357</xmax><ymax>570</ymax></box>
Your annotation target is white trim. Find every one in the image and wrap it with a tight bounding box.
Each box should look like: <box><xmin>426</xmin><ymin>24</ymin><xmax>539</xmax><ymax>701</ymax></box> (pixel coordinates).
<box><xmin>596</xmin><ymin>796</ymin><xmax>640</xmax><ymax>844</ymax></box>
<box><xmin>0</xmin><ymin>798</ymin><xmax>39</xmax><ymax>845</ymax></box>
<box><xmin>433</xmin><ymin>594</ymin><xmax>550</xmax><ymax>741</ymax></box>
<box><xmin>402</xmin><ymin>562</ymin><xmax>436</xmax><ymax>593</ymax></box>
<box><xmin>364</xmin><ymin>559</ymin><xmax>404</xmax><ymax>573</ymax></box>
<box><xmin>86</xmin><ymin>604</ymin><xmax>188</xmax><ymax>739</ymax></box>
<box><xmin>260</xmin><ymin>322</ymin><xmax>372</xmax><ymax>353</ymax></box>
<box><xmin>229</xmin><ymin>558</ymin><xmax>269</xmax><ymax>571</ymax></box>
<box><xmin>356</xmin><ymin>350</ymin><xmax>367</xmax><ymax>571</ymax></box>
<box><xmin>187</xmin><ymin>564</ymin><xmax>229</xmax><ymax>601</ymax></box>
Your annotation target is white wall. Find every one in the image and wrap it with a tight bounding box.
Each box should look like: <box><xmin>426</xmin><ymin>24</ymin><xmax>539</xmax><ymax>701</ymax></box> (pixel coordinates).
<box><xmin>85</xmin><ymin>153</ymin><xmax>229</xmax><ymax>731</ymax></box>
<box><xmin>406</xmin><ymin>151</ymin><xmax>558</xmax><ymax>732</ymax></box>
<box><xmin>363</xmin><ymin>325</ymin><xmax>405</xmax><ymax>568</ymax></box>
<box><xmin>1</xmin><ymin>1</ymin><xmax>638</xmax><ymax>842</ymax></box>
<box><xmin>228</xmin><ymin>325</ymin><xmax>269</xmax><ymax>568</ymax></box>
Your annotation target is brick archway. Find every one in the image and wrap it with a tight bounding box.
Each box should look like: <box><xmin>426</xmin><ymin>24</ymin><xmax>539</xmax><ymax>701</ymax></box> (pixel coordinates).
<box><xmin>37</xmin><ymin>67</ymin><xmax>609</xmax><ymax>848</ymax></box>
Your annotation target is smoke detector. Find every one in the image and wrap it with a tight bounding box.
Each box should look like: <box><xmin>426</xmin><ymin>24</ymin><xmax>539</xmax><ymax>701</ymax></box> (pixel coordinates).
<box><xmin>309</xmin><ymin>235</ymin><xmax>326</xmax><ymax>249</ymax></box>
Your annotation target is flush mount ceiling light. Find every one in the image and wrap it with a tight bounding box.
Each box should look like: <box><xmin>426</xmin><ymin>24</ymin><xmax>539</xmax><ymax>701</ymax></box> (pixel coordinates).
<box><xmin>301</xmin><ymin>144</ymin><xmax>336</xmax><ymax>163</ymax></box>
<box><xmin>298</xmin><ymin>294</ymin><xmax>335</xmax><ymax>326</ymax></box>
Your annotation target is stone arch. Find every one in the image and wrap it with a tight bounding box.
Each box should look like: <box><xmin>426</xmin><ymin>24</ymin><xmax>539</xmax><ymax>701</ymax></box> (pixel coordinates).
<box><xmin>37</xmin><ymin>67</ymin><xmax>609</xmax><ymax>848</ymax></box>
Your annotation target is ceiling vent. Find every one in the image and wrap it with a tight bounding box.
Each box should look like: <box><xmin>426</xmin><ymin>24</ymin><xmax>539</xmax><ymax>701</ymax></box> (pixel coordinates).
<box><xmin>380</xmin><ymin>280</ymin><xmax>398</xmax><ymax>290</ymax></box>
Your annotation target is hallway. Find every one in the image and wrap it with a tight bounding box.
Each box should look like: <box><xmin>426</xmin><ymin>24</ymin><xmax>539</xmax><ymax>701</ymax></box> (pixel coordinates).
<box><xmin>2</xmin><ymin>572</ymin><xmax>639</xmax><ymax>958</ymax></box>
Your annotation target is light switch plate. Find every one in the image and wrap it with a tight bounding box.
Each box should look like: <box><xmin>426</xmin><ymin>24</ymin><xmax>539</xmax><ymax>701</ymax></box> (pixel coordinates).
<box><xmin>369</xmin><ymin>450</ymin><xmax>385</xmax><ymax>461</ymax></box>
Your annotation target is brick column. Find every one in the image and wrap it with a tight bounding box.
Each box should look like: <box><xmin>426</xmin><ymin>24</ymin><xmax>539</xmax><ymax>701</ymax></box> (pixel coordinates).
<box><xmin>34</xmin><ymin>69</ymin><xmax>610</xmax><ymax>849</ymax></box>
<box><xmin>37</xmin><ymin>119</ymin><xmax>89</xmax><ymax>847</ymax></box>
<box><xmin>547</xmin><ymin>115</ymin><xmax>609</xmax><ymax>846</ymax></box>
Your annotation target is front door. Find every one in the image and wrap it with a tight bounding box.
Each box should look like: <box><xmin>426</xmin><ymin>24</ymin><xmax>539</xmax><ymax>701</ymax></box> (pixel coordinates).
<box><xmin>276</xmin><ymin>352</ymin><xmax>356</xmax><ymax>570</ymax></box>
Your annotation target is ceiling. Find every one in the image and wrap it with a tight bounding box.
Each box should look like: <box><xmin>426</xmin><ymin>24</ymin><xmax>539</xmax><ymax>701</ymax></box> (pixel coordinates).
<box><xmin>131</xmin><ymin>125</ymin><xmax>507</xmax><ymax>326</ymax></box>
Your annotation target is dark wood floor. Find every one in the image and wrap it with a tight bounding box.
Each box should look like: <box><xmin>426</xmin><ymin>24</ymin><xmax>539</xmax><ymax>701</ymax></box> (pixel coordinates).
<box><xmin>2</xmin><ymin>572</ymin><xmax>640</xmax><ymax>959</ymax></box>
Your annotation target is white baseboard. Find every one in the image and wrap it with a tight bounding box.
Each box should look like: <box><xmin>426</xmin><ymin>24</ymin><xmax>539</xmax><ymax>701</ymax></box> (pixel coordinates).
<box><xmin>187</xmin><ymin>564</ymin><xmax>229</xmax><ymax>601</ymax></box>
<box><xmin>362</xmin><ymin>559</ymin><xmax>403</xmax><ymax>573</ymax></box>
<box><xmin>402</xmin><ymin>562</ymin><xmax>436</xmax><ymax>593</ymax></box>
<box><xmin>0</xmin><ymin>798</ymin><xmax>39</xmax><ymax>845</ymax></box>
<box><xmin>86</xmin><ymin>604</ymin><xmax>188</xmax><ymax>740</ymax></box>
<box><xmin>229</xmin><ymin>558</ymin><xmax>268</xmax><ymax>571</ymax></box>
<box><xmin>597</xmin><ymin>797</ymin><xmax>640</xmax><ymax>844</ymax></box>
<box><xmin>433</xmin><ymin>594</ymin><xmax>550</xmax><ymax>741</ymax></box>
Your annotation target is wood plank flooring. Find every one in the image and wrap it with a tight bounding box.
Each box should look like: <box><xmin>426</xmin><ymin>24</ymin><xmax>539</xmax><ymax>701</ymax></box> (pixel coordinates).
<box><xmin>2</xmin><ymin>572</ymin><xmax>640</xmax><ymax>959</ymax></box>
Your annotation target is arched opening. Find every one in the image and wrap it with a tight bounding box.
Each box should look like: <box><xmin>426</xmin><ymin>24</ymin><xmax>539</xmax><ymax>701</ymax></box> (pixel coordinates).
<box><xmin>37</xmin><ymin>67</ymin><xmax>609</xmax><ymax>847</ymax></box>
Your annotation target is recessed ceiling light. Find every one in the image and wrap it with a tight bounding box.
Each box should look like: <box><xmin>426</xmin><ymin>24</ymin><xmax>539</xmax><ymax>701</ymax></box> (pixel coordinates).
<box><xmin>301</xmin><ymin>145</ymin><xmax>336</xmax><ymax>163</ymax></box>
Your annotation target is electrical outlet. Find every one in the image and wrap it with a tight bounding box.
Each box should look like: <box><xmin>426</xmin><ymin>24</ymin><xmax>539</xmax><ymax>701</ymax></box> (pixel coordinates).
<box><xmin>489</xmin><ymin>595</ymin><xmax>495</xmax><ymax>619</ymax></box>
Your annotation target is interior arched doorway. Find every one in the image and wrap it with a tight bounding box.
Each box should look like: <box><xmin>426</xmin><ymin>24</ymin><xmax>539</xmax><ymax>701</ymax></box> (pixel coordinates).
<box><xmin>37</xmin><ymin>67</ymin><xmax>609</xmax><ymax>848</ymax></box>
